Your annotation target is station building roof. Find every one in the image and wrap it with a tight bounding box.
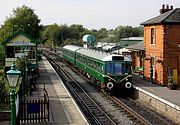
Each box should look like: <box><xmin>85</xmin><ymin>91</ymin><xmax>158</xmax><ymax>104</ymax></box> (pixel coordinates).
<box><xmin>126</xmin><ymin>41</ymin><xmax>144</xmax><ymax>51</ymax></box>
<box><xmin>141</xmin><ymin>8</ymin><xmax>180</xmax><ymax>25</ymax></box>
<box><xmin>120</xmin><ymin>37</ymin><xmax>144</xmax><ymax>41</ymax></box>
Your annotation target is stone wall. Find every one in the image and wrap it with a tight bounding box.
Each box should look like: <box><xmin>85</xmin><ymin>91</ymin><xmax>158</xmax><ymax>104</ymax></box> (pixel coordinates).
<box><xmin>134</xmin><ymin>90</ymin><xmax>180</xmax><ymax>124</ymax></box>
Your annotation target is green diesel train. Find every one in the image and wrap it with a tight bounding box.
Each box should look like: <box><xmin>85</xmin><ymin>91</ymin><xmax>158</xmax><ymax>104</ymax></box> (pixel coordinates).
<box><xmin>62</xmin><ymin>45</ymin><xmax>132</xmax><ymax>94</ymax></box>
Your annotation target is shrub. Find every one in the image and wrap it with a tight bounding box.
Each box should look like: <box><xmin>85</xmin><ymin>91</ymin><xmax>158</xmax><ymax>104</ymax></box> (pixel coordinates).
<box><xmin>167</xmin><ymin>76</ymin><xmax>177</xmax><ymax>90</ymax></box>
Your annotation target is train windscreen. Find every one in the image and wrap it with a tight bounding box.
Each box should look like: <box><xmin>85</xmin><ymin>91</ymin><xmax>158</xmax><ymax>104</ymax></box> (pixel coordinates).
<box><xmin>106</xmin><ymin>62</ymin><xmax>131</xmax><ymax>75</ymax></box>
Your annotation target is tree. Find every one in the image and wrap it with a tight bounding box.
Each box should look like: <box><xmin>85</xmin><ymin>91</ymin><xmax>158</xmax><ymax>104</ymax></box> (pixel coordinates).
<box><xmin>114</xmin><ymin>25</ymin><xmax>143</xmax><ymax>41</ymax></box>
<box><xmin>41</xmin><ymin>24</ymin><xmax>88</xmax><ymax>47</ymax></box>
<box><xmin>133</xmin><ymin>26</ymin><xmax>144</xmax><ymax>37</ymax></box>
<box><xmin>97</xmin><ymin>28</ymin><xmax>108</xmax><ymax>40</ymax></box>
<box><xmin>41</xmin><ymin>24</ymin><xmax>61</xmax><ymax>47</ymax></box>
<box><xmin>69</xmin><ymin>24</ymin><xmax>85</xmax><ymax>39</ymax></box>
<box><xmin>0</xmin><ymin>5</ymin><xmax>42</xmax><ymax>43</ymax></box>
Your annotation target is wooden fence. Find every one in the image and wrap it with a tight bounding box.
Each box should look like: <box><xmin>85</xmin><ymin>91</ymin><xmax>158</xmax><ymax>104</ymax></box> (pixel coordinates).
<box><xmin>19</xmin><ymin>90</ymin><xmax>49</xmax><ymax>123</ymax></box>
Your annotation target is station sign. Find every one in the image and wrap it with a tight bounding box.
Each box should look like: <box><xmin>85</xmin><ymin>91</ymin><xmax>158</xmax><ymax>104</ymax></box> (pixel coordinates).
<box><xmin>7</xmin><ymin>41</ymin><xmax>36</xmax><ymax>46</ymax></box>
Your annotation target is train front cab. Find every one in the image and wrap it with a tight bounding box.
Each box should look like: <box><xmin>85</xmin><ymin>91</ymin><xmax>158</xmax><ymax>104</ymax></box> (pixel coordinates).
<box><xmin>104</xmin><ymin>60</ymin><xmax>133</xmax><ymax>95</ymax></box>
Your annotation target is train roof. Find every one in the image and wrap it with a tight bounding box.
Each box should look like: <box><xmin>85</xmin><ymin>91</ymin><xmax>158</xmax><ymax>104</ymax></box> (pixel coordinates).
<box><xmin>63</xmin><ymin>45</ymin><xmax>82</xmax><ymax>52</ymax></box>
<box><xmin>76</xmin><ymin>48</ymin><xmax>131</xmax><ymax>62</ymax></box>
<box><xmin>63</xmin><ymin>45</ymin><xmax>131</xmax><ymax>62</ymax></box>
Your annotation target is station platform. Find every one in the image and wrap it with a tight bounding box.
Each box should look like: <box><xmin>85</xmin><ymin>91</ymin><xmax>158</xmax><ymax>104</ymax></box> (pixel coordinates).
<box><xmin>132</xmin><ymin>74</ymin><xmax>180</xmax><ymax>124</ymax></box>
<box><xmin>30</xmin><ymin>56</ymin><xmax>88</xmax><ymax>125</ymax></box>
<box><xmin>132</xmin><ymin>74</ymin><xmax>180</xmax><ymax>107</ymax></box>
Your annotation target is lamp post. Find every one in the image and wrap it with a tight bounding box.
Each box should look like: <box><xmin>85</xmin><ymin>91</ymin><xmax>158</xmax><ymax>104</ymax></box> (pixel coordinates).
<box><xmin>6</xmin><ymin>62</ymin><xmax>21</xmax><ymax>125</ymax></box>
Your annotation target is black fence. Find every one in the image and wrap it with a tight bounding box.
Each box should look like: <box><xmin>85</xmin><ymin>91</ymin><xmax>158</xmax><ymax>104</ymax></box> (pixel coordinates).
<box><xmin>19</xmin><ymin>90</ymin><xmax>49</xmax><ymax>123</ymax></box>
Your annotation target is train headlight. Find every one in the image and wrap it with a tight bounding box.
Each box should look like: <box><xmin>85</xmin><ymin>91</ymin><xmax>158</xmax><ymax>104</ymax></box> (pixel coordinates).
<box><xmin>107</xmin><ymin>82</ymin><xmax>113</xmax><ymax>89</ymax></box>
<box><xmin>125</xmin><ymin>82</ymin><xmax>132</xmax><ymax>89</ymax></box>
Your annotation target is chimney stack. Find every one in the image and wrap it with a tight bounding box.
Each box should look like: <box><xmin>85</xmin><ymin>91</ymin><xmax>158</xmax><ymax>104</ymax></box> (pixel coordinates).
<box><xmin>166</xmin><ymin>4</ymin><xmax>169</xmax><ymax>9</ymax></box>
<box><xmin>159</xmin><ymin>4</ymin><xmax>173</xmax><ymax>14</ymax></box>
<box><xmin>170</xmin><ymin>5</ymin><xmax>173</xmax><ymax>10</ymax></box>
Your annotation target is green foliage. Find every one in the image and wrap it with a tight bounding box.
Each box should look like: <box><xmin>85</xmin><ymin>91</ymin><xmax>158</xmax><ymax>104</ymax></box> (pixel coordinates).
<box><xmin>41</xmin><ymin>24</ymin><xmax>61</xmax><ymax>46</ymax></box>
<box><xmin>16</xmin><ymin>58</ymin><xmax>31</xmax><ymax>71</ymax></box>
<box><xmin>69</xmin><ymin>24</ymin><xmax>85</xmax><ymax>39</ymax></box>
<box><xmin>167</xmin><ymin>76</ymin><xmax>177</xmax><ymax>90</ymax></box>
<box><xmin>16</xmin><ymin>58</ymin><xmax>25</xmax><ymax>71</ymax></box>
<box><xmin>40</xmin><ymin>23</ymin><xmax>144</xmax><ymax>47</ymax></box>
<box><xmin>114</xmin><ymin>25</ymin><xmax>143</xmax><ymax>40</ymax></box>
<box><xmin>62</xmin><ymin>39</ymin><xmax>83</xmax><ymax>47</ymax></box>
<box><xmin>0</xmin><ymin>78</ymin><xmax>10</xmax><ymax>95</ymax></box>
<box><xmin>168</xmin><ymin>76</ymin><xmax>174</xmax><ymax>83</ymax></box>
<box><xmin>0</xmin><ymin>5</ymin><xmax>42</xmax><ymax>43</ymax></box>
<box><xmin>0</xmin><ymin>45</ymin><xmax>5</xmax><ymax>67</ymax></box>
<box><xmin>41</xmin><ymin>24</ymin><xmax>86</xmax><ymax>47</ymax></box>
<box><xmin>96</xmin><ymin>28</ymin><xmax>108</xmax><ymax>40</ymax></box>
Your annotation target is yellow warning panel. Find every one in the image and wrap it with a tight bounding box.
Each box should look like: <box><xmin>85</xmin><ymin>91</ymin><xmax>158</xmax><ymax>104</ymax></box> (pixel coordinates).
<box><xmin>173</xmin><ymin>69</ymin><xmax>178</xmax><ymax>84</ymax></box>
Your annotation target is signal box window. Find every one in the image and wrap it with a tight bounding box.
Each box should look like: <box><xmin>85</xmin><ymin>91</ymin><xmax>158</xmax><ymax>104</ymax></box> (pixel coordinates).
<box><xmin>151</xmin><ymin>28</ymin><xmax>155</xmax><ymax>44</ymax></box>
<box><xmin>7</xmin><ymin>46</ymin><xmax>14</xmax><ymax>57</ymax></box>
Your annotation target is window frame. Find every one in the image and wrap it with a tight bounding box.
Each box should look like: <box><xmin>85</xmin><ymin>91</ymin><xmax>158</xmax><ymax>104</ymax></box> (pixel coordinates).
<box><xmin>151</xmin><ymin>28</ymin><xmax>155</xmax><ymax>45</ymax></box>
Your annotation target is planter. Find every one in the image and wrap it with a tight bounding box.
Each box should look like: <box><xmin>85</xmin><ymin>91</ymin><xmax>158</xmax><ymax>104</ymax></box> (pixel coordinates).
<box><xmin>167</xmin><ymin>83</ymin><xmax>177</xmax><ymax>90</ymax></box>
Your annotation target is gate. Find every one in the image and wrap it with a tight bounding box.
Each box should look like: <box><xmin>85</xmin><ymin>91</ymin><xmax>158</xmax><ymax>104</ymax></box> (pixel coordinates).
<box><xmin>19</xmin><ymin>89</ymin><xmax>49</xmax><ymax>123</ymax></box>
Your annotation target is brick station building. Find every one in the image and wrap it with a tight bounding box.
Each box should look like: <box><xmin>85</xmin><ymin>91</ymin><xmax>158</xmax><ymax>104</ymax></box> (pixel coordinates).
<box><xmin>141</xmin><ymin>5</ymin><xmax>180</xmax><ymax>87</ymax></box>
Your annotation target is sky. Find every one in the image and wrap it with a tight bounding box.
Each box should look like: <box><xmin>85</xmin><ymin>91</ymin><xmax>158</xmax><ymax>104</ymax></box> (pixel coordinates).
<box><xmin>0</xmin><ymin>0</ymin><xmax>180</xmax><ymax>30</ymax></box>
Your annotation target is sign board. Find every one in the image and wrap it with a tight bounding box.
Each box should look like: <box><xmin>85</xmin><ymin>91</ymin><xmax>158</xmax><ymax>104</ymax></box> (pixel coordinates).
<box><xmin>7</xmin><ymin>41</ymin><xmax>36</xmax><ymax>46</ymax></box>
<box><xmin>27</xmin><ymin>103</ymin><xmax>40</xmax><ymax>114</ymax></box>
<box><xmin>15</xmin><ymin>53</ymin><xmax>25</xmax><ymax>58</ymax></box>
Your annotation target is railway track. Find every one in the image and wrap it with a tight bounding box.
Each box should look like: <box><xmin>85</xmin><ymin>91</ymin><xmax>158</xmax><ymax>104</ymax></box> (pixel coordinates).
<box><xmin>43</xmin><ymin>49</ymin><xmax>176</xmax><ymax>125</ymax></box>
<box><xmin>45</xmin><ymin>52</ymin><xmax>116</xmax><ymax>125</ymax></box>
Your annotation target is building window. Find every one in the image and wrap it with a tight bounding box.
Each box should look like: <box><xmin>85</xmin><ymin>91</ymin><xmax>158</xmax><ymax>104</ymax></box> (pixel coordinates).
<box><xmin>7</xmin><ymin>46</ymin><xmax>14</xmax><ymax>57</ymax></box>
<box><xmin>151</xmin><ymin>28</ymin><xmax>155</xmax><ymax>44</ymax></box>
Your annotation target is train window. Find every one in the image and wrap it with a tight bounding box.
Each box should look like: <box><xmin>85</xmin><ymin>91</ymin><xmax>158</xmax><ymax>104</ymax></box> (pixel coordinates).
<box><xmin>97</xmin><ymin>62</ymin><xmax>100</xmax><ymax>71</ymax></box>
<box><xmin>114</xmin><ymin>63</ymin><xmax>122</xmax><ymax>74</ymax></box>
<box><xmin>106</xmin><ymin>63</ymin><xmax>114</xmax><ymax>75</ymax></box>
<box><xmin>106</xmin><ymin>62</ymin><xmax>131</xmax><ymax>75</ymax></box>
<box><xmin>101</xmin><ymin>65</ymin><xmax>104</xmax><ymax>72</ymax></box>
<box><xmin>94</xmin><ymin>62</ymin><xmax>98</xmax><ymax>69</ymax></box>
<box><xmin>122</xmin><ymin>63</ymin><xmax>131</xmax><ymax>74</ymax></box>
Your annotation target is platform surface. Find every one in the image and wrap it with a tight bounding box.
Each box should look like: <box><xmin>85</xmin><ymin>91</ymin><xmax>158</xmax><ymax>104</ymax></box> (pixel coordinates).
<box><xmin>29</xmin><ymin>56</ymin><xmax>88</xmax><ymax>125</ymax></box>
<box><xmin>132</xmin><ymin>74</ymin><xmax>180</xmax><ymax>109</ymax></box>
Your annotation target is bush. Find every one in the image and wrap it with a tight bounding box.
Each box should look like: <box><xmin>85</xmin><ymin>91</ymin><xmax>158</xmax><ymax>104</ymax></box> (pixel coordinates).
<box><xmin>167</xmin><ymin>76</ymin><xmax>177</xmax><ymax>90</ymax></box>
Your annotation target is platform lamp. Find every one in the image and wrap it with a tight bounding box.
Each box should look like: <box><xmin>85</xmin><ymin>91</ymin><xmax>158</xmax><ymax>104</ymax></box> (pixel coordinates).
<box><xmin>6</xmin><ymin>62</ymin><xmax>21</xmax><ymax>125</ymax></box>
